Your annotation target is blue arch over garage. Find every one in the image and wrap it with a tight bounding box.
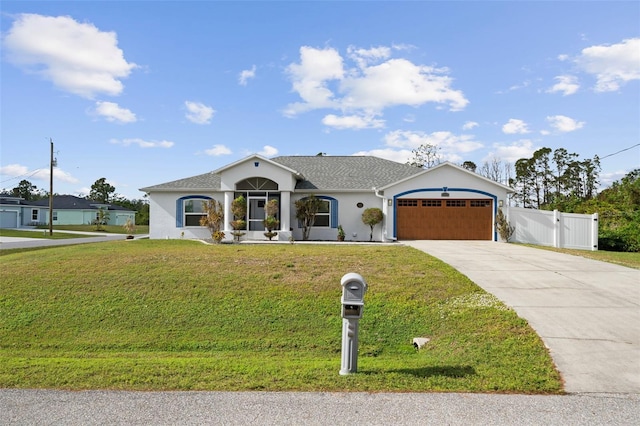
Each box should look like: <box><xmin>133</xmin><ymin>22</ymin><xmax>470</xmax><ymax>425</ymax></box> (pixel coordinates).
<box><xmin>392</xmin><ymin>188</ymin><xmax>498</xmax><ymax>241</ymax></box>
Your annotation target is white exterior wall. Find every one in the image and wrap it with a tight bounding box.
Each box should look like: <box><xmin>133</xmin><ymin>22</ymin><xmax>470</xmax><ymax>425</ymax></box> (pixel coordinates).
<box><xmin>382</xmin><ymin>165</ymin><xmax>511</xmax><ymax>241</ymax></box>
<box><xmin>149</xmin><ymin>191</ymin><xmax>223</xmax><ymax>240</ymax></box>
<box><xmin>289</xmin><ymin>192</ymin><xmax>383</xmax><ymax>242</ymax></box>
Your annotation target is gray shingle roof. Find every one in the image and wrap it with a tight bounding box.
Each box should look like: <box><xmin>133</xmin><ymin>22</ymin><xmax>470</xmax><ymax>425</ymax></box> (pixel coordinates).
<box><xmin>140</xmin><ymin>156</ymin><xmax>422</xmax><ymax>192</ymax></box>
<box><xmin>30</xmin><ymin>195</ymin><xmax>134</xmax><ymax>211</ymax></box>
<box><xmin>140</xmin><ymin>171</ymin><xmax>221</xmax><ymax>192</ymax></box>
<box><xmin>273</xmin><ymin>156</ymin><xmax>422</xmax><ymax>190</ymax></box>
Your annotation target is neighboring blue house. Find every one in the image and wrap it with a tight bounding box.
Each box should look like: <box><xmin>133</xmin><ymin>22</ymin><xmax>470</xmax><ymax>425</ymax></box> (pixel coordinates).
<box><xmin>0</xmin><ymin>195</ymin><xmax>135</xmax><ymax>228</ymax></box>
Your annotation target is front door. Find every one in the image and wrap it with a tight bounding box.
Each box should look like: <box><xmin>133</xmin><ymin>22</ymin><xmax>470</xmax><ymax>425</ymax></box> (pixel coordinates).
<box><xmin>248</xmin><ymin>197</ymin><xmax>266</xmax><ymax>231</ymax></box>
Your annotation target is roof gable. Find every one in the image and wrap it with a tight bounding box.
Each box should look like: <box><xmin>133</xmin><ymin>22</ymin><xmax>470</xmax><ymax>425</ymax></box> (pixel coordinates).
<box><xmin>214</xmin><ymin>154</ymin><xmax>303</xmax><ymax>178</ymax></box>
<box><xmin>380</xmin><ymin>161</ymin><xmax>514</xmax><ymax>192</ymax></box>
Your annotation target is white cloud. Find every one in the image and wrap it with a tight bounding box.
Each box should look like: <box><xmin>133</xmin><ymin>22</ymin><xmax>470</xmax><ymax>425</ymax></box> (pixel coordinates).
<box><xmin>502</xmin><ymin>118</ymin><xmax>530</xmax><ymax>134</ymax></box>
<box><xmin>110</xmin><ymin>138</ymin><xmax>174</xmax><ymax>148</ymax></box>
<box><xmin>322</xmin><ymin>114</ymin><xmax>385</xmax><ymax>130</ymax></box>
<box><xmin>600</xmin><ymin>170</ymin><xmax>629</xmax><ymax>189</ymax></box>
<box><xmin>184</xmin><ymin>101</ymin><xmax>215</xmax><ymax>124</ymax></box>
<box><xmin>204</xmin><ymin>144</ymin><xmax>232</xmax><ymax>156</ymax></box>
<box><xmin>2</xmin><ymin>14</ymin><xmax>137</xmax><ymax>98</ymax></box>
<box><xmin>462</xmin><ymin>121</ymin><xmax>478</xmax><ymax>130</ymax></box>
<box><xmin>576</xmin><ymin>38</ymin><xmax>640</xmax><ymax>92</ymax></box>
<box><xmin>239</xmin><ymin>65</ymin><xmax>256</xmax><ymax>86</ymax></box>
<box><xmin>258</xmin><ymin>145</ymin><xmax>278</xmax><ymax>157</ymax></box>
<box><xmin>340</xmin><ymin>59</ymin><xmax>468</xmax><ymax>111</ymax></box>
<box><xmin>546</xmin><ymin>115</ymin><xmax>585</xmax><ymax>132</ymax></box>
<box><xmin>76</xmin><ymin>187</ymin><xmax>91</xmax><ymax>197</ymax></box>
<box><xmin>547</xmin><ymin>75</ymin><xmax>580</xmax><ymax>96</ymax></box>
<box><xmin>347</xmin><ymin>45</ymin><xmax>392</xmax><ymax>68</ymax></box>
<box><xmin>284</xmin><ymin>46</ymin><xmax>344</xmax><ymax>116</ymax></box>
<box><xmin>0</xmin><ymin>164</ymin><xmax>30</xmax><ymax>177</ymax></box>
<box><xmin>486</xmin><ymin>140</ymin><xmax>537</xmax><ymax>163</ymax></box>
<box><xmin>284</xmin><ymin>45</ymin><xmax>468</xmax><ymax>122</ymax></box>
<box><xmin>94</xmin><ymin>101</ymin><xmax>137</xmax><ymax>123</ymax></box>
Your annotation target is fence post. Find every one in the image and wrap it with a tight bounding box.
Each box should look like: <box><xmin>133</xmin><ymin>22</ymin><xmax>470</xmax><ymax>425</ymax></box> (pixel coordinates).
<box><xmin>591</xmin><ymin>213</ymin><xmax>599</xmax><ymax>251</ymax></box>
<box><xmin>553</xmin><ymin>210</ymin><xmax>561</xmax><ymax>248</ymax></box>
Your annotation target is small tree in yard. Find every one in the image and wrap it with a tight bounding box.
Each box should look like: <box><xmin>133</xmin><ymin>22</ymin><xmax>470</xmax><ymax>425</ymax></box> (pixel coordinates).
<box><xmin>200</xmin><ymin>199</ymin><xmax>225</xmax><ymax>243</ymax></box>
<box><xmin>93</xmin><ymin>207</ymin><xmax>110</xmax><ymax>231</ymax></box>
<box><xmin>263</xmin><ymin>199</ymin><xmax>280</xmax><ymax>241</ymax></box>
<box><xmin>295</xmin><ymin>196</ymin><xmax>324</xmax><ymax>241</ymax></box>
<box><xmin>362</xmin><ymin>207</ymin><xmax>383</xmax><ymax>242</ymax></box>
<box><xmin>230</xmin><ymin>195</ymin><xmax>247</xmax><ymax>242</ymax></box>
<box><xmin>495</xmin><ymin>208</ymin><xmax>515</xmax><ymax>242</ymax></box>
<box><xmin>123</xmin><ymin>217</ymin><xmax>136</xmax><ymax>239</ymax></box>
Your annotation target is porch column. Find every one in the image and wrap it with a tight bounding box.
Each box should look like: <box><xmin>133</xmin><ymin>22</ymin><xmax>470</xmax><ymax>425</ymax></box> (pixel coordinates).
<box><xmin>224</xmin><ymin>191</ymin><xmax>233</xmax><ymax>233</ymax></box>
<box><xmin>280</xmin><ymin>191</ymin><xmax>291</xmax><ymax>232</ymax></box>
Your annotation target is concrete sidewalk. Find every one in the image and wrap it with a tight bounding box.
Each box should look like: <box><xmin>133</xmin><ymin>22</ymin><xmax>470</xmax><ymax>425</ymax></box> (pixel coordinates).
<box><xmin>404</xmin><ymin>240</ymin><xmax>640</xmax><ymax>394</ymax></box>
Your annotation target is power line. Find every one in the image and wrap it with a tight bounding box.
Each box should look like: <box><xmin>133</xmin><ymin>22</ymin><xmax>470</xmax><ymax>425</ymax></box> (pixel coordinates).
<box><xmin>599</xmin><ymin>143</ymin><xmax>640</xmax><ymax>160</ymax></box>
<box><xmin>0</xmin><ymin>166</ymin><xmax>48</xmax><ymax>184</ymax></box>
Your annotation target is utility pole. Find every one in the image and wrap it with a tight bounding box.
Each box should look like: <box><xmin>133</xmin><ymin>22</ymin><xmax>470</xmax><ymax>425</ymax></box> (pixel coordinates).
<box><xmin>49</xmin><ymin>138</ymin><xmax>54</xmax><ymax>236</ymax></box>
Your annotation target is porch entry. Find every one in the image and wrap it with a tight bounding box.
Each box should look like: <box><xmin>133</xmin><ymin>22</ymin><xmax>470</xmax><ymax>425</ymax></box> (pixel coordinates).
<box><xmin>236</xmin><ymin>177</ymin><xmax>280</xmax><ymax>232</ymax></box>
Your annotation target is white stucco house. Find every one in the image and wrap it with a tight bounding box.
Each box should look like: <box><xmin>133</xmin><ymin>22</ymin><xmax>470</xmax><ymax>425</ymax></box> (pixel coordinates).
<box><xmin>140</xmin><ymin>154</ymin><xmax>514</xmax><ymax>242</ymax></box>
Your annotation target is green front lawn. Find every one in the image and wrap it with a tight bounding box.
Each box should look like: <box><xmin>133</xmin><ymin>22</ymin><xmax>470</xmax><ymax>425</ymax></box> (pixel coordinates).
<box><xmin>524</xmin><ymin>244</ymin><xmax>640</xmax><ymax>269</ymax></box>
<box><xmin>0</xmin><ymin>241</ymin><xmax>562</xmax><ymax>393</ymax></box>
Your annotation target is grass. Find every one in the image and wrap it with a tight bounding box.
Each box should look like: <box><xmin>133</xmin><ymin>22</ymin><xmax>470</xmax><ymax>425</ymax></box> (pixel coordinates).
<box><xmin>0</xmin><ymin>240</ymin><xmax>562</xmax><ymax>393</ymax></box>
<box><xmin>523</xmin><ymin>244</ymin><xmax>640</xmax><ymax>269</ymax></box>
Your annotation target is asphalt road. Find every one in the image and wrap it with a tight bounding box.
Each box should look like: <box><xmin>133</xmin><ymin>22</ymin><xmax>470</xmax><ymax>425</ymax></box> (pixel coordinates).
<box><xmin>1</xmin><ymin>390</ymin><xmax>639</xmax><ymax>425</ymax></box>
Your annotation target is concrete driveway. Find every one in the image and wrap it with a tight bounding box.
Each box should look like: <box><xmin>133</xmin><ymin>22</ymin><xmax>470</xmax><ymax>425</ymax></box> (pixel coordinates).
<box><xmin>404</xmin><ymin>240</ymin><xmax>640</xmax><ymax>394</ymax></box>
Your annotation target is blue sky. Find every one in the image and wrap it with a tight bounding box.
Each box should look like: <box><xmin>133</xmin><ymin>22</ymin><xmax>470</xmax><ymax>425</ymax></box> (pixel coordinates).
<box><xmin>1</xmin><ymin>1</ymin><xmax>639</xmax><ymax>200</ymax></box>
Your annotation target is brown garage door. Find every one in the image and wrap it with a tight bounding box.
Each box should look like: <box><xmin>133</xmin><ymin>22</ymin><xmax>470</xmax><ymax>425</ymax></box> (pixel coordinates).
<box><xmin>396</xmin><ymin>198</ymin><xmax>493</xmax><ymax>240</ymax></box>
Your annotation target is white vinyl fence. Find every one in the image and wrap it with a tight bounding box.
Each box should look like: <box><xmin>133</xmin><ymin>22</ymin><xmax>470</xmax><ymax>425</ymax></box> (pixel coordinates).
<box><xmin>502</xmin><ymin>206</ymin><xmax>598</xmax><ymax>251</ymax></box>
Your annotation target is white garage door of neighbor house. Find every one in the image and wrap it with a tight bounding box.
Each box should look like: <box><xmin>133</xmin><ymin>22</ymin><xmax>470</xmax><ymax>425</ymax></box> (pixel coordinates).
<box><xmin>0</xmin><ymin>211</ymin><xmax>18</xmax><ymax>229</ymax></box>
<box><xmin>396</xmin><ymin>198</ymin><xmax>493</xmax><ymax>240</ymax></box>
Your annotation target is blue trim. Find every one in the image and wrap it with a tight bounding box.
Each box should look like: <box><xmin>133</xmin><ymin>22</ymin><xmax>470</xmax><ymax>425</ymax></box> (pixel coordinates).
<box><xmin>176</xmin><ymin>195</ymin><xmax>212</xmax><ymax>228</ymax></box>
<box><xmin>392</xmin><ymin>188</ymin><xmax>498</xmax><ymax>241</ymax></box>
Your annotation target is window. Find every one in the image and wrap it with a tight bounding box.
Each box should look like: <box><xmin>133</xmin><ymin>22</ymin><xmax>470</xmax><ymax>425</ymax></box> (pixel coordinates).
<box><xmin>297</xmin><ymin>196</ymin><xmax>337</xmax><ymax>229</ymax></box>
<box><xmin>236</xmin><ymin>177</ymin><xmax>278</xmax><ymax>191</ymax></box>
<box><xmin>176</xmin><ymin>196</ymin><xmax>212</xmax><ymax>228</ymax></box>
<box><xmin>446</xmin><ymin>200</ymin><xmax>466</xmax><ymax>207</ymax></box>
<box><xmin>422</xmin><ymin>200</ymin><xmax>442</xmax><ymax>207</ymax></box>
<box><xmin>184</xmin><ymin>199</ymin><xmax>207</xmax><ymax>226</ymax></box>
<box><xmin>397</xmin><ymin>199</ymin><xmax>418</xmax><ymax>207</ymax></box>
<box><xmin>470</xmin><ymin>200</ymin><xmax>491</xmax><ymax>207</ymax></box>
<box><xmin>31</xmin><ymin>209</ymin><xmax>38</xmax><ymax>221</ymax></box>
<box><xmin>52</xmin><ymin>211</ymin><xmax>58</xmax><ymax>221</ymax></box>
<box><xmin>314</xmin><ymin>200</ymin><xmax>331</xmax><ymax>227</ymax></box>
